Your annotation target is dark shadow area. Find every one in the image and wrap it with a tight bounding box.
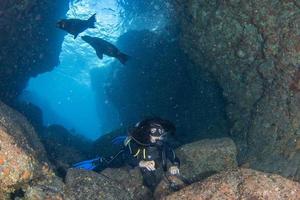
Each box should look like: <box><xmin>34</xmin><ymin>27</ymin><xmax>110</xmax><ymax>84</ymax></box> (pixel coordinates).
<box><xmin>40</xmin><ymin>125</ymin><xmax>93</xmax><ymax>178</ymax></box>
<box><xmin>91</xmin><ymin>29</ymin><xmax>230</xmax><ymax>144</ymax></box>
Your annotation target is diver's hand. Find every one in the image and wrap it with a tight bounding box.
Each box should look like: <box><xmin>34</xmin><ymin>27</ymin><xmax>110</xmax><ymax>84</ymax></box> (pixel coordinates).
<box><xmin>139</xmin><ymin>160</ymin><xmax>156</xmax><ymax>171</ymax></box>
<box><xmin>169</xmin><ymin>166</ymin><xmax>180</xmax><ymax>175</ymax></box>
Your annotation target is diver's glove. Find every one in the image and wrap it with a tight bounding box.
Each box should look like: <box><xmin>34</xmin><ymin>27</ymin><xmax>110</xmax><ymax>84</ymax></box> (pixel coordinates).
<box><xmin>168</xmin><ymin>166</ymin><xmax>180</xmax><ymax>175</ymax></box>
<box><xmin>139</xmin><ymin>160</ymin><xmax>156</xmax><ymax>171</ymax></box>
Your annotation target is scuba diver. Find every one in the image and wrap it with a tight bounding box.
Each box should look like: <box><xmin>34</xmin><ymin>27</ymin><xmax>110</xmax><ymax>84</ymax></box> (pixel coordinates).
<box><xmin>73</xmin><ymin>117</ymin><xmax>181</xmax><ymax>191</ymax></box>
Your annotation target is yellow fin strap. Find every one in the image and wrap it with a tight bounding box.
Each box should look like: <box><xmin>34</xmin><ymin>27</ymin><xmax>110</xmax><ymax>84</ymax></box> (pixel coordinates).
<box><xmin>134</xmin><ymin>149</ymin><xmax>141</xmax><ymax>157</ymax></box>
<box><xmin>143</xmin><ymin>149</ymin><xmax>146</xmax><ymax>159</ymax></box>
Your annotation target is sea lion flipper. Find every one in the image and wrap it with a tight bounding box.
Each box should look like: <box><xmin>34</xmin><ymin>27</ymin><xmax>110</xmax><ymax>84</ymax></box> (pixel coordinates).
<box><xmin>74</xmin><ymin>33</ymin><xmax>79</xmax><ymax>39</ymax></box>
<box><xmin>117</xmin><ymin>52</ymin><xmax>130</xmax><ymax>65</ymax></box>
<box><xmin>96</xmin><ymin>50</ymin><xmax>103</xmax><ymax>59</ymax></box>
<box><xmin>88</xmin><ymin>13</ymin><xmax>97</xmax><ymax>28</ymax></box>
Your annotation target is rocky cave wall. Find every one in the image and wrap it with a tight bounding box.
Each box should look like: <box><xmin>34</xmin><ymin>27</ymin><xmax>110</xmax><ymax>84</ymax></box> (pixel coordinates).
<box><xmin>91</xmin><ymin>30</ymin><xmax>229</xmax><ymax>144</ymax></box>
<box><xmin>172</xmin><ymin>0</ymin><xmax>300</xmax><ymax>180</ymax></box>
<box><xmin>0</xmin><ymin>0</ymin><xmax>69</xmax><ymax>103</ymax></box>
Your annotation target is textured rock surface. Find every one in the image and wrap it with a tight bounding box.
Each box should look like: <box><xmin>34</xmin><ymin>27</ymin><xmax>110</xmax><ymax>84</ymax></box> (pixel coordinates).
<box><xmin>0</xmin><ymin>101</ymin><xmax>51</xmax><ymax>198</ymax></box>
<box><xmin>0</xmin><ymin>0</ymin><xmax>68</xmax><ymax>103</ymax></box>
<box><xmin>153</xmin><ymin>175</ymin><xmax>186</xmax><ymax>200</ymax></box>
<box><xmin>164</xmin><ymin>168</ymin><xmax>300</xmax><ymax>200</ymax></box>
<box><xmin>172</xmin><ymin>0</ymin><xmax>300</xmax><ymax>180</ymax></box>
<box><xmin>101</xmin><ymin>167</ymin><xmax>152</xmax><ymax>200</ymax></box>
<box><xmin>65</xmin><ymin>168</ymin><xmax>133</xmax><ymax>200</ymax></box>
<box><xmin>176</xmin><ymin>138</ymin><xmax>238</xmax><ymax>182</ymax></box>
<box><xmin>23</xmin><ymin>175</ymin><xmax>65</xmax><ymax>200</ymax></box>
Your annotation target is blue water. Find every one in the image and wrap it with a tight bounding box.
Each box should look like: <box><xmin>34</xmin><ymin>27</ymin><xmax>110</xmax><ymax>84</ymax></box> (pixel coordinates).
<box><xmin>20</xmin><ymin>0</ymin><xmax>170</xmax><ymax>139</ymax></box>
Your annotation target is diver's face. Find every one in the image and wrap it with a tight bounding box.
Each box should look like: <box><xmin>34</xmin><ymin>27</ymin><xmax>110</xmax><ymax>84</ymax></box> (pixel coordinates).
<box><xmin>150</xmin><ymin>127</ymin><xmax>166</xmax><ymax>144</ymax></box>
<box><xmin>150</xmin><ymin>135</ymin><xmax>162</xmax><ymax>143</ymax></box>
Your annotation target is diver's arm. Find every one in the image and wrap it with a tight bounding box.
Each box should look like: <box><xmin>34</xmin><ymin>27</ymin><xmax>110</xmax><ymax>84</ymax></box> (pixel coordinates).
<box><xmin>165</xmin><ymin>144</ymin><xmax>180</xmax><ymax>175</ymax></box>
<box><xmin>166</xmin><ymin>144</ymin><xmax>180</xmax><ymax>167</ymax></box>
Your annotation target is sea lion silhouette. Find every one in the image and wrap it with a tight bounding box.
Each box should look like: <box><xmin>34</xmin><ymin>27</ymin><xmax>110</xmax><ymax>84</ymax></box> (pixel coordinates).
<box><xmin>82</xmin><ymin>35</ymin><xmax>130</xmax><ymax>65</ymax></box>
<box><xmin>56</xmin><ymin>13</ymin><xmax>96</xmax><ymax>39</ymax></box>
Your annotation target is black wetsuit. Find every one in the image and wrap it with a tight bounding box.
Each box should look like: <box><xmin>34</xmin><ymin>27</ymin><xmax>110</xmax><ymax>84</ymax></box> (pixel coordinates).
<box><xmin>124</xmin><ymin>140</ymin><xmax>180</xmax><ymax>191</ymax></box>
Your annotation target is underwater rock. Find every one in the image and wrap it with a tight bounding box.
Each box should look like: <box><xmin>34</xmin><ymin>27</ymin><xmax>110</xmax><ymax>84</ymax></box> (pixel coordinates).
<box><xmin>176</xmin><ymin>138</ymin><xmax>238</xmax><ymax>182</ymax></box>
<box><xmin>0</xmin><ymin>101</ymin><xmax>51</xmax><ymax>198</ymax></box>
<box><xmin>153</xmin><ymin>175</ymin><xmax>186</xmax><ymax>200</ymax></box>
<box><xmin>0</xmin><ymin>0</ymin><xmax>69</xmax><ymax>103</ymax></box>
<box><xmin>65</xmin><ymin>168</ymin><xmax>133</xmax><ymax>200</ymax></box>
<box><xmin>23</xmin><ymin>175</ymin><xmax>65</xmax><ymax>200</ymax></box>
<box><xmin>163</xmin><ymin>168</ymin><xmax>300</xmax><ymax>200</ymax></box>
<box><xmin>41</xmin><ymin>125</ymin><xmax>93</xmax><ymax>177</ymax></box>
<box><xmin>172</xmin><ymin>0</ymin><xmax>300</xmax><ymax>180</ymax></box>
<box><xmin>101</xmin><ymin>167</ymin><xmax>152</xmax><ymax>200</ymax></box>
<box><xmin>12</xmin><ymin>101</ymin><xmax>44</xmax><ymax>134</ymax></box>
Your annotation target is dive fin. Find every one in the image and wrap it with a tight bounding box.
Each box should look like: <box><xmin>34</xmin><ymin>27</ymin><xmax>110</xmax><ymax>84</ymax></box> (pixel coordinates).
<box><xmin>88</xmin><ymin>13</ymin><xmax>97</xmax><ymax>28</ymax></box>
<box><xmin>112</xmin><ymin>136</ymin><xmax>127</xmax><ymax>145</ymax></box>
<box><xmin>117</xmin><ymin>52</ymin><xmax>130</xmax><ymax>65</ymax></box>
<box><xmin>72</xmin><ymin>157</ymin><xmax>102</xmax><ymax>170</ymax></box>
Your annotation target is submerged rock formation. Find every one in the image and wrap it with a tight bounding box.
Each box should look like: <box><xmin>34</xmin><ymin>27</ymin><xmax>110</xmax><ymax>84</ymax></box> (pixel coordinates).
<box><xmin>164</xmin><ymin>168</ymin><xmax>300</xmax><ymax>200</ymax></box>
<box><xmin>172</xmin><ymin>0</ymin><xmax>300</xmax><ymax>180</ymax></box>
<box><xmin>176</xmin><ymin>138</ymin><xmax>238</xmax><ymax>182</ymax></box>
<box><xmin>101</xmin><ymin>167</ymin><xmax>152</xmax><ymax>199</ymax></box>
<box><xmin>1</xmin><ymin>101</ymin><xmax>297</xmax><ymax>199</ymax></box>
<box><xmin>65</xmin><ymin>169</ymin><xmax>133</xmax><ymax>200</ymax></box>
<box><xmin>0</xmin><ymin>0</ymin><xmax>69</xmax><ymax>103</ymax></box>
<box><xmin>23</xmin><ymin>175</ymin><xmax>66</xmax><ymax>200</ymax></box>
<box><xmin>0</xmin><ymin>101</ymin><xmax>55</xmax><ymax>198</ymax></box>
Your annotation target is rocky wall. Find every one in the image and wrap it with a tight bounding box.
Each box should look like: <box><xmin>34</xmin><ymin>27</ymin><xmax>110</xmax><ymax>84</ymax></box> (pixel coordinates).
<box><xmin>92</xmin><ymin>30</ymin><xmax>229</xmax><ymax>144</ymax></box>
<box><xmin>0</xmin><ymin>0</ymin><xmax>69</xmax><ymax>103</ymax></box>
<box><xmin>172</xmin><ymin>0</ymin><xmax>300</xmax><ymax>180</ymax></box>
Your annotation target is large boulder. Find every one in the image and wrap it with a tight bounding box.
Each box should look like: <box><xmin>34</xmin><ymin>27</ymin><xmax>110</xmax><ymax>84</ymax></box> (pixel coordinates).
<box><xmin>22</xmin><ymin>175</ymin><xmax>66</xmax><ymax>200</ymax></box>
<box><xmin>176</xmin><ymin>138</ymin><xmax>238</xmax><ymax>182</ymax></box>
<box><xmin>0</xmin><ymin>101</ymin><xmax>52</xmax><ymax>198</ymax></box>
<box><xmin>65</xmin><ymin>168</ymin><xmax>134</xmax><ymax>200</ymax></box>
<box><xmin>101</xmin><ymin>167</ymin><xmax>152</xmax><ymax>200</ymax></box>
<box><xmin>164</xmin><ymin>168</ymin><xmax>300</xmax><ymax>200</ymax></box>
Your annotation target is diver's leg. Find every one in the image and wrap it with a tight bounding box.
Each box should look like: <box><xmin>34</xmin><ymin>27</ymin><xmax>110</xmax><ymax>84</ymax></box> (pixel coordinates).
<box><xmin>141</xmin><ymin>168</ymin><xmax>159</xmax><ymax>192</ymax></box>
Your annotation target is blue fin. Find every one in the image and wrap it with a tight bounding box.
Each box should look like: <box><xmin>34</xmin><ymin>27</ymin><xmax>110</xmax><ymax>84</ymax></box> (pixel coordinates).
<box><xmin>72</xmin><ymin>157</ymin><xmax>101</xmax><ymax>170</ymax></box>
<box><xmin>112</xmin><ymin>136</ymin><xmax>127</xmax><ymax>145</ymax></box>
